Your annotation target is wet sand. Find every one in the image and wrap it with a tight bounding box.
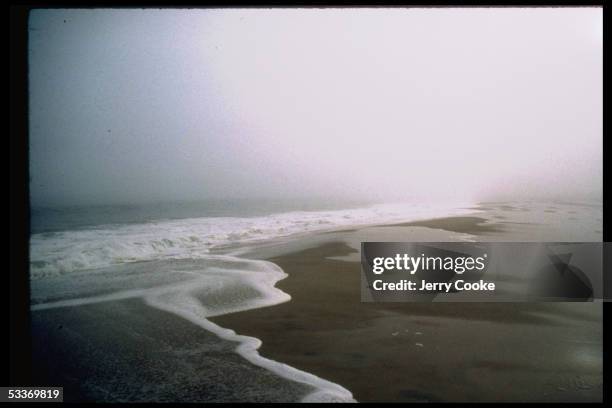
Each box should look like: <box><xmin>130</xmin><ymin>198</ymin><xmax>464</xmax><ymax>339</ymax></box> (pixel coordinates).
<box><xmin>391</xmin><ymin>216</ymin><xmax>506</xmax><ymax>234</ymax></box>
<box><xmin>31</xmin><ymin>297</ymin><xmax>314</xmax><ymax>402</ymax></box>
<box><xmin>212</xmin><ymin>221</ymin><xmax>603</xmax><ymax>402</ymax></box>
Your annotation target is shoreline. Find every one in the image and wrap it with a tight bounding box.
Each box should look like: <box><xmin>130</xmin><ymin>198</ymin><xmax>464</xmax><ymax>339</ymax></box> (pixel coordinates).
<box><xmin>30</xmin><ymin>255</ymin><xmax>355</xmax><ymax>402</ymax></box>
<box><xmin>30</xmin><ymin>204</ymin><xmax>604</xmax><ymax>402</ymax></box>
<box><xmin>211</xmin><ymin>213</ymin><xmax>603</xmax><ymax>402</ymax></box>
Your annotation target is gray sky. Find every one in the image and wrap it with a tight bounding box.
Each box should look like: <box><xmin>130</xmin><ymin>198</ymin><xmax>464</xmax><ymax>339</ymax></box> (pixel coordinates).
<box><xmin>29</xmin><ymin>8</ymin><xmax>603</xmax><ymax>207</ymax></box>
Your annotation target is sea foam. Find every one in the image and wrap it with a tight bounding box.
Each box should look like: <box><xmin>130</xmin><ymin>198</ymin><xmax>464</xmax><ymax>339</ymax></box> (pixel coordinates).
<box><xmin>30</xmin><ymin>202</ymin><xmax>473</xmax><ymax>278</ymax></box>
<box><xmin>31</xmin><ymin>255</ymin><xmax>355</xmax><ymax>402</ymax></box>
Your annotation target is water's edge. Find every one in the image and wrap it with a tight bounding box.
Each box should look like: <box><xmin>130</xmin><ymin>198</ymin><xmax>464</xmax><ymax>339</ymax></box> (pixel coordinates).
<box><xmin>31</xmin><ymin>253</ymin><xmax>357</xmax><ymax>402</ymax></box>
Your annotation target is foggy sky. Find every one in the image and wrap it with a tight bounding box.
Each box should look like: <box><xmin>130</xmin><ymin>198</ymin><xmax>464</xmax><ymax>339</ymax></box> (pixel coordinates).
<box><xmin>29</xmin><ymin>8</ymin><xmax>603</xmax><ymax>207</ymax></box>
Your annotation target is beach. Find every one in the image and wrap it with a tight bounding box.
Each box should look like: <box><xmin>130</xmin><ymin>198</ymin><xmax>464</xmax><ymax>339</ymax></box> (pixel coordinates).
<box><xmin>31</xmin><ymin>297</ymin><xmax>323</xmax><ymax>402</ymax></box>
<box><xmin>23</xmin><ymin>7</ymin><xmax>603</xmax><ymax>403</ymax></box>
<box><xmin>29</xmin><ymin>201</ymin><xmax>603</xmax><ymax>402</ymax></box>
<box><xmin>213</xmin><ymin>220</ymin><xmax>603</xmax><ymax>402</ymax></box>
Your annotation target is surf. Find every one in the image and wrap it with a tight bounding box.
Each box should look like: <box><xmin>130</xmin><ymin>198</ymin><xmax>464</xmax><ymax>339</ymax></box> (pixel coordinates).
<box><xmin>30</xmin><ymin>254</ymin><xmax>355</xmax><ymax>402</ymax></box>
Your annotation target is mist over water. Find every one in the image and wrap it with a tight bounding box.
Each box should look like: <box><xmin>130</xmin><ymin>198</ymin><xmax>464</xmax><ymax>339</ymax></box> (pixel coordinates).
<box><xmin>29</xmin><ymin>8</ymin><xmax>602</xmax><ymax>208</ymax></box>
<box><xmin>30</xmin><ymin>197</ymin><xmax>376</xmax><ymax>234</ymax></box>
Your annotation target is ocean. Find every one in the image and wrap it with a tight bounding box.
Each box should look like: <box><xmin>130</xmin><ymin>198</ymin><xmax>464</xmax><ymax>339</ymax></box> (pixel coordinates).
<box><xmin>29</xmin><ymin>199</ymin><xmax>479</xmax><ymax>278</ymax></box>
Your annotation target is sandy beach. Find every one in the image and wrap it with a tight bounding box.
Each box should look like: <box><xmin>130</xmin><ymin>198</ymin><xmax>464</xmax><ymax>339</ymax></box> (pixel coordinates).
<box><xmin>31</xmin><ymin>297</ymin><xmax>322</xmax><ymax>402</ymax></box>
<box><xmin>22</xmin><ymin>7</ymin><xmax>603</xmax><ymax>403</ymax></box>
<box><xmin>212</xmin><ymin>211</ymin><xmax>603</xmax><ymax>402</ymax></box>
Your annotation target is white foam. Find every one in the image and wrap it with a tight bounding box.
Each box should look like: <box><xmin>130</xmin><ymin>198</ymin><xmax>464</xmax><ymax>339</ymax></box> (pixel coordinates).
<box><xmin>145</xmin><ymin>287</ymin><xmax>355</xmax><ymax>402</ymax></box>
<box><xmin>30</xmin><ymin>201</ymin><xmax>474</xmax><ymax>278</ymax></box>
<box><xmin>31</xmin><ymin>255</ymin><xmax>355</xmax><ymax>402</ymax></box>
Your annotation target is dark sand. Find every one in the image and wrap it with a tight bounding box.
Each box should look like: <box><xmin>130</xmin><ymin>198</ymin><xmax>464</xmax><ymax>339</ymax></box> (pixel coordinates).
<box><xmin>31</xmin><ymin>298</ymin><xmax>313</xmax><ymax>402</ymax></box>
<box><xmin>390</xmin><ymin>216</ymin><xmax>505</xmax><ymax>234</ymax></box>
<box><xmin>212</xmin><ymin>225</ymin><xmax>603</xmax><ymax>402</ymax></box>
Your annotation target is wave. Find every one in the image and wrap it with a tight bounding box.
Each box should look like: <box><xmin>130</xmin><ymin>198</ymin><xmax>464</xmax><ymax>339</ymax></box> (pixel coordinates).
<box><xmin>30</xmin><ymin>202</ymin><xmax>474</xmax><ymax>278</ymax></box>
